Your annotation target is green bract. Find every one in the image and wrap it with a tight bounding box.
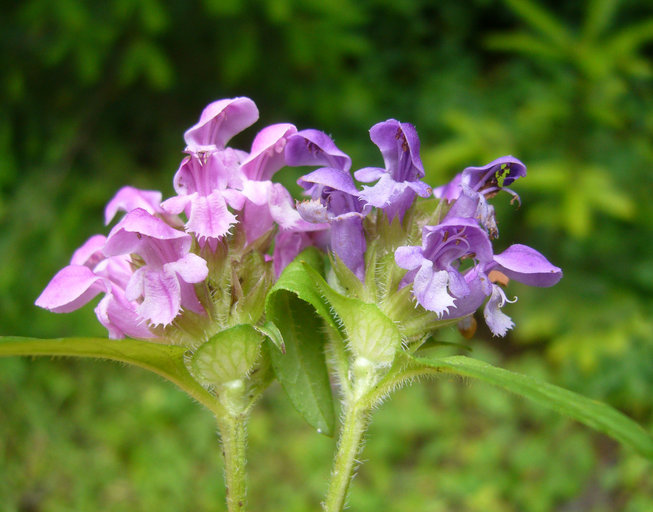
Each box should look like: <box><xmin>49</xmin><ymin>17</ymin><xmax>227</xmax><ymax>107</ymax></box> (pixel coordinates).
<box><xmin>190</xmin><ymin>324</ymin><xmax>263</xmax><ymax>387</ymax></box>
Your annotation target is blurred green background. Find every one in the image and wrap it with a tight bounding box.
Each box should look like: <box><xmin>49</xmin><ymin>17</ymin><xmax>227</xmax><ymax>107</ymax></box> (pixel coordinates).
<box><xmin>1</xmin><ymin>0</ymin><xmax>652</xmax><ymax>510</ymax></box>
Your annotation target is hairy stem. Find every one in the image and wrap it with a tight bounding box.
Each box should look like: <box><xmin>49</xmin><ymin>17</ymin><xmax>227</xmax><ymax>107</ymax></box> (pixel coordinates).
<box><xmin>323</xmin><ymin>398</ymin><xmax>370</xmax><ymax>512</ymax></box>
<box><xmin>217</xmin><ymin>412</ymin><xmax>249</xmax><ymax>512</ymax></box>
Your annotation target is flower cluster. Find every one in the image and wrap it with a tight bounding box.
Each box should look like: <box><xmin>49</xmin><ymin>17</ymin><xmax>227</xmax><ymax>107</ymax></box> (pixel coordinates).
<box><xmin>36</xmin><ymin>97</ymin><xmax>561</xmax><ymax>343</ymax></box>
<box><xmin>35</xmin><ymin>98</ymin><xmax>323</xmax><ymax>342</ymax></box>
<box><xmin>285</xmin><ymin>121</ymin><xmax>561</xmax><ymax>338</ymax></box>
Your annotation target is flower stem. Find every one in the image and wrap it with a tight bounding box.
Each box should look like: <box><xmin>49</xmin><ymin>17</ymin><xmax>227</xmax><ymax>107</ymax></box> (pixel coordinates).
<box><xmin>323</xmin><ymin>396</ymin><xmax>371</xmax><ymax>512</ymax></box>
<box><xmin>217</xmin><ymin>412</ymin><xmax>249</xmax><ymax>512</ymax></box>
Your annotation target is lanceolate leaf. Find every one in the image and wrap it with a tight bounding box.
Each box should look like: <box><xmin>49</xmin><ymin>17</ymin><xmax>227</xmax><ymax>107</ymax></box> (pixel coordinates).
<box><xmin>267</xmin><ymin>293</ymin><xmax>335</xmax><ymax>436</ymax></box>
<box><xmin>0</xmin><ymin>336</ymin><xmax>220</xmax><ymax>415</ymax></box>
<box><xmin>413</xmin><ymin>355</ymin><xmax>653</xmax><ymax>459</ymax></box>
<box><xmin>265</xmin><ymin>248</ymin><xmax>335</xmax><ymax>436</ymax></box>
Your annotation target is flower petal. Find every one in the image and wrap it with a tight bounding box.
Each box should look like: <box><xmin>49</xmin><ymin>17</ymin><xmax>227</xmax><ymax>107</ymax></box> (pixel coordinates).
<box><xmin>354</xmin><ymin>167</ymin><xmax>385</xmax><ymax>183</ymax></box>
<box><xmin>165</xmin><ymin>253</ymin><xmax>209</xmax><ymax>284</ymax></box>
<box><xmin>332</xmin><ymin>216</ymin><xmax>366</xmax><ymax>281</ymax></box>
<box><xmin>95</xmin><ymin>291</ymin><xmax>154</xmax><ymax>340</ymax></box>
<box><xmin>412</xmin><ymin>264</ymin><xmax>456</xmax><ymax>316</ymax></box>
<box><xmin>35</xmin><ymin>265</ymin><xmax>108</xmax><ymax>313</ymax></box>
<box><xmin>395</xmin><ymin>245</ymin><xmax>424</xmax><ymax>271</ymax></box>
<box><xmin>240</xmin><ymin>123</ymin><xmax>297</xmax><ymax>181</ymax></box>
<box><xmin>368</xmin><ymin>119</ymin><xmax>424</xmax><ymax>181</ymax></box>
<box><xmin>462</xmin><ymin>155</ymin><xmax>527</xmax><ymax>192</ymax></box>
<box><xmin>298</xmin><ymin>167</ymin><xmax>360</xmax><ymax>196</ymax></box>
<box><xmin>273</xmin><ymin>231</ymin><xmax>312</xmax><ymax>277</ymax></box>
<box><xmin>492</xmin><ymin>244</ymin><xmax>562</xmax><ymax>287</ymax></box>
<box><xmin>105</xmin><ymin>186</ymin><xmax>163</xmax><ymax>225</ymax></box>
<box><xmin>483</xmin><ymin>285</ymin><xmax>516</xmax><ymax>336</ymax></box>
<box><xmin>137</xmin><ymin>269</ymin><xmax>182</xmax><ymax>326</ymax></box>
<box><xmin>161</xmin><ymin>194</ymin><xmax>192</xmax><ymax>216</ymax></box>
<box><xmin>285</xmin><ymin>130</ymin><xmax>352</xmax><ymax>171</ymax></box>
<box><xmin>104</xmin><ymin>209</ymin><xmax>190</xmax><ymax>257</ymax></box>
<box><xmin>186</xmin><ymin>192</ymin><xmax>237</xmax><ymax>240</ymax></box>
<box><xmin>184</xmin><ymin>97</ymin><xmax>259</xmax><ymax>151</ymax></box>
<box><xmin>70</xmin><ymin>235</ymin><xmax>107</xmax><ymax>267</ymax></box>
<box><xmin>433</xmin><ymin>173</ymin><xmax>463</xmax><ymax>201</ymax></box>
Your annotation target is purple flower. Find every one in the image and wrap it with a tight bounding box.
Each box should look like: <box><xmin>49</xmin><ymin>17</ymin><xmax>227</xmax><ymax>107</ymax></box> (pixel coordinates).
<box><xmin>297</xmin><ymin>167</ymin><xmax>367</xmax><ymax>281</ymax></box>
<box><xmin>285</xmin><ymin>129</ymin><xmax>352</xmax><ymax>172</ymax></box>
<box><xmin>184</xmin><ymin>97</ymin><xmax>259</xmax><ymax>154</ymax></box>
<box><xmin>285</xmin><ymin>129</ymin><xmax>367</xmax><ymax>280</ymax></box>
<box><xmin>435</xmin><ymin>157</ymin><xmax>527</xmax><ymax>238</ymax></box>
<box><xmin>103</xmin><ymin>208</ymin><xmax>208</xmax><ymax>326</ymax></box>
<box><xmin>434</xmin><ymin>156</ymin><xmax>527</xmax><ymax>203</ymax></box>
<box><xmin>161</xmin><ymin>152</ymin><xmax>245</xmax><ymax>242</ymax></box>
<box><xmin>355</xmin><ymin>120</ymin><xmax>432</xmax><ymax>222</ymax></box>
<box><xmin>396</xmin><ymin>220</ymin><xmax>563</xmax><ymax>335</ymax></box>
<box><xmin>238</xmin><ymin>123</ymin><xmax>322</xmax><ymax>245</ymax></box>
<box><xmin>395</xmin><ymin>218</ymin><xmax>494</xmax><ymax>316</ymax></box>
<box><xmin>35</xmin><ymin>235</ymin><xmax>155</xmax><ymax>339</ymax></box>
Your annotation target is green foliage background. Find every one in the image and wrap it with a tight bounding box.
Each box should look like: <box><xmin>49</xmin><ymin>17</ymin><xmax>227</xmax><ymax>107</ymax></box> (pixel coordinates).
<box><xmin>1</xmin><ymin>0</ymin><xmax>651</xmax><ymax>509</ymax></box>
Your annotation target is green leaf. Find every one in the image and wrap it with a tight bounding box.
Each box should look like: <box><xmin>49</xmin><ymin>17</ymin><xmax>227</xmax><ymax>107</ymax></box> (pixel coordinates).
<box><xmin>413</xmin><ymin>355</ymin><xmax>653</xmax><ymax>459</ymax></box>
<box><xmin>0</xmin><ymin>336</ymin><xmax>220</xmax><ymax>414</ymax></box>
<box><xmin>413</xmin><ymin>338</ymin><xmax>473</xmax><ymax>354</ymax></box>
<box><xmin>267</xmin><ymin>292</ymin><xmax>335</xmax><ymax>436</ymax></box>
<box><xmin>265</xmin><ymin>249</ymin><xmax>335</xmax><ymax>435</ymax></box>
<box><xmin>266</xmin><ymin>247</ymin><xmax>336</xmax><ymax>330</ymax></box>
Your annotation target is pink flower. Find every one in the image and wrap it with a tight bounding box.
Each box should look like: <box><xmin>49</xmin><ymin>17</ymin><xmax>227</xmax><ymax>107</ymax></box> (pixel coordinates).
<box><xmin>35</xmin><ymin>235</ymin><xmax>155</xmax><ymax>339</ymax></box>
<box><xmin>162</xmin><ymin>152</ymin><xmax>245</xmax><ymax>242</ymax></box>
<box><xmin>104</xmin><ymin>209</ymin><xmax>208</xmax><ymax>326</ymax></box>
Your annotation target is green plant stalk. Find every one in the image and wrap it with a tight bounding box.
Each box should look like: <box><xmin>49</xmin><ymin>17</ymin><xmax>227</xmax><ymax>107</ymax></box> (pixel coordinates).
<box><xmin>323</xmin><ymin>397</ymin><xmax>370</xmax><ymax>512</ymax></box>
<box><xmin>216</xmin><ymin>411</ymin><xmax>249</xmax><ymax>512</ymax></box>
